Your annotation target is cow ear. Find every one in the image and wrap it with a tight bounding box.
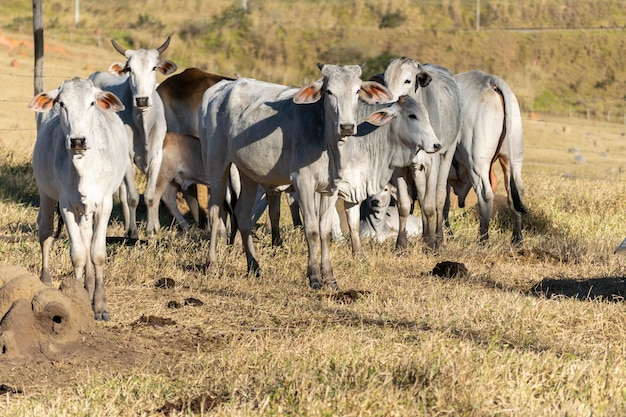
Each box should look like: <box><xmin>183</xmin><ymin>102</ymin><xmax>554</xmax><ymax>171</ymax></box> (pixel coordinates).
<box><xmin>368</xmin><ymin>73</ymin><xmax>385</xmax><ymax>85</ymax></box>
<box><xmin>416</xmin><ymin>72</ymin><xmax>432</xmax><ymax>90</ymax></box>
<box><xmin>28</xmin><ymin>90</ymin><xmax>59</xmax><ymax>112</ymax></box>
<box><xmin>359</xmin><ymin>81</ymin><xmax>394</xmax><ymax>104</ymax></box>
<box><xmin>107</xmin><ymin>62</ymin><xmax>127</xmax><ymax>76</ymax></box>
<box><xmin>293</xmin><ymin>81</ymin><xmax>323</xmax><ymax>104</ymax></box>
<box><xmin>365</xmin><ymin>108</ymin><xmax>396</xmax><ymax>126</ymax></box>
<box><xmin>157</xmin><ymin>60</ymin><xmax>177</xmax><ymax>76</ymax></box>
<box><xmin>95</xmin><ymin>91</ymin><xmax>125</xmax><ymax>112</ymax></box>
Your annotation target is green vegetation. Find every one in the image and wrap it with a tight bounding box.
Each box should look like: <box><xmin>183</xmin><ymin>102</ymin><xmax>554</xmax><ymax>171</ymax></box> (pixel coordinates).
<box><xmin>1</xmin><ymin>0</ymin><xmax>625</xmax><ymax>119</ymax></box>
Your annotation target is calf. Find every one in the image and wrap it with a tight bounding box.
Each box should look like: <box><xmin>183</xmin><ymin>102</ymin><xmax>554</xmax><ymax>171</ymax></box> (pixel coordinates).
<box><xmin>155</xmin><ymin>132</ymin><xmax>208</xmax><ymax>230</ymax></box>
<box><xmin>29</xmin><ymin>77</ymin><xmax>128</xmax><ymax>321</ymax></box>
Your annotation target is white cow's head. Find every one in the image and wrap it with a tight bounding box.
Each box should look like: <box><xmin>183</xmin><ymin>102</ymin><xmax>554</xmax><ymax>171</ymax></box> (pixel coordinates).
<box><xmin>107</xmin><ymin>36</ymin><xmax>177</xmax><ymax>109</ymax></box>
<box><xmin>28</xmin><ymin>78</ymin><xmax>125</xmax><ymax>154</ymax></box>
<box><xmin>365</xmin><ymin>95</ymin><xmax>441</xmax><ymax>155</ymax></box>
<box><xmin>293</xmin><ymin>63</ymin><xmax>394</xmax><ymax>137</ymax></box>
<box><xmin>383</xmin><ymin>57</ymin><xmax>432</xmax><ymax>101</ymax></box>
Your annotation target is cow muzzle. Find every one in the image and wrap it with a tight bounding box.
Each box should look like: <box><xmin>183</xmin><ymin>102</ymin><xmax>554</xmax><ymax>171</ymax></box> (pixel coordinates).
<box><xmin>339</xmin><ymin>123</ymin><xmax>355</xmax><ymax>137</ymax></box>
<box><xmin>135</xmin><ymin>97</ymin><xmax>150</xmax><ymax>108</ymax></box>
<box><xmin>423</xmin><ymin>142</ymin><xmax>442</xmax><ymax>154</ymax></box>
<box><xmin>69</xmin><ymin>137</ymin><xmax>87</xmax><ymax>151</ymax></box>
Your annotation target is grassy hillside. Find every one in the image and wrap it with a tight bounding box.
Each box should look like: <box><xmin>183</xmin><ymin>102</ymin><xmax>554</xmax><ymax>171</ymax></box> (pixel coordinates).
<box><xmin>1</xmin><ymin>0</ymin><xmax>625</xmax><ymax>119</ymax></box>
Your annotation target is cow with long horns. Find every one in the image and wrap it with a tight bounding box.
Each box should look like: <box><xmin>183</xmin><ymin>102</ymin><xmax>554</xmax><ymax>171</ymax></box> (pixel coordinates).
<box><xmin>90</xmin><ymin>36</ymin><xmax>177</xmax><ymax>238</ymax></box>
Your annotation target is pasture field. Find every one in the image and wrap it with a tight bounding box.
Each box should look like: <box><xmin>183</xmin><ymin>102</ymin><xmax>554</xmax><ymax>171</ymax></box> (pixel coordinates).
<box><xmin>1</xmin><ymin>28</ymin><xmax>626</xmax><ymax>417</ymax></box>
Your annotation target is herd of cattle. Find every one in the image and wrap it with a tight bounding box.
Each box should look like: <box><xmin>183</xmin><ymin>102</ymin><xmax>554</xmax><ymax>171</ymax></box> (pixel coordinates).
<box><xmin>27</xmin><ymin>37</ymin><xmax>528</xmax><ymax>321</ymax></box>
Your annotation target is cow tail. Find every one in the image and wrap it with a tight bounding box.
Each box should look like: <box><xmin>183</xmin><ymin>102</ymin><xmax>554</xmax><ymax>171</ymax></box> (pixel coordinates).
<box><xmin>493</xmin><ymin>77</ymin><xmax>528</xmax><ymax>215</ymax></box>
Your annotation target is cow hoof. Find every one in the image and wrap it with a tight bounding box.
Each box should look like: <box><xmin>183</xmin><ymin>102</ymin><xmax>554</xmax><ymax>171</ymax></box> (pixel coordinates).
<box><xmin>40</xmin><ymin>270</ymin><xmax>53</xmax><ymax>286</ymax></box>
<box><xmin>309</xmin><ymin>279</ymin><xmax>322</xmax><ymax>290</ymax></box>
<box><xmin>325</xmin><ymin>281</ymin><xmax>339</xmax><ymax>291</ymax></box>
<box><xmin>94</xmin><ymin>311</ymin><xmax>110</xmax><ymax>321</ymax></box>
<box><xmin>247</xmin><ymin>260</ymin><xmax>262</xmax><ymax>277</ymax></box>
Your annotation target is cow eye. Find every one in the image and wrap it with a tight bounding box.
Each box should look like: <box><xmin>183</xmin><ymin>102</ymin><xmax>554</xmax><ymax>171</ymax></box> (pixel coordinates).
<box><xmin>152</xmin><ymin>66</ymin><xmax>157</xmax><ymax>71</ymax></box>
<box><xmin>408</xmin><ymin>114</ymin><xmax>417</xmax><ymax>120</ymax></box>
<box><xmin>404</xmin><ymin>79</ymin><xmax>411</xmax><ymax>84</ymax></box>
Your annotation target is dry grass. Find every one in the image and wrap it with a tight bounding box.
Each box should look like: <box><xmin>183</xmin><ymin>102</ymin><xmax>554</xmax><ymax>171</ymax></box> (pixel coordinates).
<box><xmin>1</xmin><ymin>20</ymin><xmax>626</xmax><ymax>417</ymax></box>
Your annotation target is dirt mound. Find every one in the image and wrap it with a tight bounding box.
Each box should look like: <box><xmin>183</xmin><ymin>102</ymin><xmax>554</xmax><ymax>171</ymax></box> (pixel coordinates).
<box><xmin>0</xmin><ymin>265</ymin><xmax>95</xmax><ymax>360</ymax></box>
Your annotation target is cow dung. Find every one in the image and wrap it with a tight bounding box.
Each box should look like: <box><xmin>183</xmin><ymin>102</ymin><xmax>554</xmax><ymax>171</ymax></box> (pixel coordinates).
<box><xmin>432</xmin><ymin>261</ymin><xmax>469</xmax><ymax>279</ymax></box>
<box><xmin>155</xmin><ymin>277</ymin><xmax>176</xmax><ymax>289</ymax></box>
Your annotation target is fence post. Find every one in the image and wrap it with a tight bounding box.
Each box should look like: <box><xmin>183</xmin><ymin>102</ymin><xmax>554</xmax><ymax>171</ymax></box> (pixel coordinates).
<box><xmin>32</xmin><ymin>0</ymin><xmax>44</xmax><ymax>95</ymax></box>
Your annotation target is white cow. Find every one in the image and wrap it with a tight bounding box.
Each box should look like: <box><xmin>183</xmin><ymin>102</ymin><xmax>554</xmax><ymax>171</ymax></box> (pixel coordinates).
<box><xmin>200</xmin><ymin>65</ymin><xmax>440</xmax><ymax>290</ymax></box>
<box><xmin>450</xmin><ymin>70</ymin><xmax>527</xmax><ymax>243</ymax></box>
<box><xmin>359</xmin><ymin>185</ymin><xmax>422</xmax><ymax>242</ymax></box>
<box><xmin>90</xmin><ymin>36</ymin><xmax>177</xmax><ymax>239</ymax></box>
<box><xmin>29</xmin><ymin>77</ymin><xmax>129</xmax><ymax>321</ymax></box>
<box><xmin>382</xmin><ymin>58</ymin><xmax>462</xmax><ymax>251</ymax></box>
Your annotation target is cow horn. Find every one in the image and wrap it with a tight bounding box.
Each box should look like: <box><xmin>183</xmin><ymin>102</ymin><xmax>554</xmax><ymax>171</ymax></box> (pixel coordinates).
<box><xmin>111</xmin><ymin>39</ymin><xmax>127</xmax><ymax>57</ymax></box>
<box><xmin>155</xmin><ymin>36</ymin><xmax>171</xmax><ymax>54</ymax></box>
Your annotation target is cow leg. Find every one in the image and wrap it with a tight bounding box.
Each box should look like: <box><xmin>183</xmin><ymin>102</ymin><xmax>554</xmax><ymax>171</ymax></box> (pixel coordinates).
<box><xmin>235</xmin><ymin>174</ymin><xmax>261</xmax><ymax>276</ymax></box>
<box><xmin>266</xmin><ymin>189</ymin><xmax>283</xmax><ymax>246</ymax></box>
<box><xmin>207</xmin><ymin>168</ymin><xmax>230</xmax><ymax>268</ymax></box>
<box><xmin>79</xmin><ymin>212</ymin><xmax>95</xmax><ymax>305</ymax></box>
<box><xmin>498</xmin><ymin>155</ymin><xmax>523</xmax><ymax>244</ymax></box>
<box><xmin>343</xmin><ymin>201</ymin><xmax>363</xmax><ymax>258</ymax></box>
<box><xmin>443</xmin><ymin>183</ymin><xmax>453</xmax><ymax>235</ymax></box>
<box><xmin>415</xmin><ymin>155</ymin><xmax>438</xmax><ymax>251</ymax></box>
<box><xmin>294</xmin><ymin>181</ymin><xmax>323</xmax><ymax>289</ymax></box>
<box><xmin>161</xmin><ymin>183</ymin><xmax>191</xmax><ymax>231</ymax></box>
<box><xmin>91</xmin><ymin>198</ymin><xmax>112</xmax><ymax>321</ymax></box>
<box><xmin>395</xmin><ymin>173</ymin><xmax>411</xmax><ymax>251</ymax></box>
<box><xmin>38</xmin><ymin>194</ymin><xmax>56</xmax><ymax>285</ymax></box>
<box><xmin>331</xmin><ymin>204</ymin><xmax>344</xmax><ymax>242</ymax></box>
<box><xmin>144</xmin><ymin>150</ymin><xmax>164</xmax><ymax>237</ymax></box>
<box><xmin>319</xmin><ymin>193</ymin><xmax>339</xmax><ymax>289</ymax></box>
<box><xmin>286</xmin><ymin>192</ymin><xmax>303</xmax><ymax>228</ymax></box>
<box><xmin>250</xmin><ymin>186</ymin><xmax>268</xmax><ymax>227</ymax></box>
<box><xmin>120</xmin><ymin>160</ymin><xmax>140</xmax><ymax>240</ymax></box>
<box><xmin>60</xmin><ymin>206</ymin><xmax>88</xmax><ymax>294</ymax></box>
<box><xmin>434</xmin><ymin>148</ymin><xmax>457</xmax><ymax>249</ymax></box>
<box><xmin>183</xmin><ymin>184</ymin><xmax>206</xmax><ymax>228</ymax></box>
<box><xmin>471</xmin><ymin>164</ymin><xmax>495</xmax><ymax>243</ymax></box>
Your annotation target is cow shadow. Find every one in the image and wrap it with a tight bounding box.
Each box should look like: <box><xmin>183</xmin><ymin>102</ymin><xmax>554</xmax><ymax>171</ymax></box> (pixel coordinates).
<box><xmin>528</xmin><ymin>275</ymin><xmax>626</xmax><ymax>302</ymax></box>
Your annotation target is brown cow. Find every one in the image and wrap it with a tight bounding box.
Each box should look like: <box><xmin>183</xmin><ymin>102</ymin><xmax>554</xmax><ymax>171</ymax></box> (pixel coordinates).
<box><xmin>157</xmin><ymin>67</ymin><xmax>235</xmax><ymax>136</ymax></box>
<box><xmin>156</xmin><ymin>68</ymin><xmax>236</xmax><ymax>233</ymax></box>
